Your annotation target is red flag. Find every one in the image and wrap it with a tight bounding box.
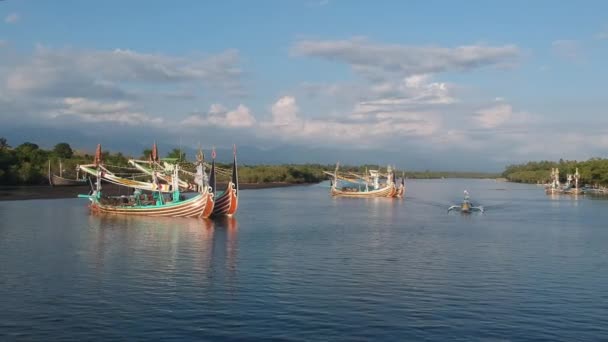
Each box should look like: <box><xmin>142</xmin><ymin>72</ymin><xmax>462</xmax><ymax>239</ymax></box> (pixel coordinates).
<box><xmin>212</xmin><ymin>147</ymin><xmax>216</xmax><ymax>159</ymax></box>
<box><xmin>94</xmin><ymin>144</ymin><xmax>102</xmax><ymax>166</ymax></box>
<box><xmin>151</xmin><ymin>142</ymin><xmax>158</xmax><ymax>162</ymax></box>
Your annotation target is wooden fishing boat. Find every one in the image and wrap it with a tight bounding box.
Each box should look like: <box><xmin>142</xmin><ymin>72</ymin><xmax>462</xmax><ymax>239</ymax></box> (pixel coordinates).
<box><xmin>129</xmin><ymin>143</ymin><xmax>239</xmax><ymax>217</ymax></box>
<box><xmin>78</xmin><ymin>144</ymin><xmax>214</xmax><ymax>218</ymax></box>
<box><xmin>209</xmin><ymin>147</ymin><xmax>239</xmax><ymax>216</ymax></box>
<box><xmin>545</xmin><ymin>167</ymin><xmax>585</xmax><ymax>195</ymax></box>
<box><xmin>325</xmin><ymin>163</ymin><xmax>403</xmax><ymax>198</ymax></box>
<box><xmin>48</xmin><ymin>160</ymin><xmax>88</xmax><ymax>186</ymax></box>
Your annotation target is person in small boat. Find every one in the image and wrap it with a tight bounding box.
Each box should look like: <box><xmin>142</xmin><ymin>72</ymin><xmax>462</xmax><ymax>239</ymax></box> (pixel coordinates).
<box><xmin>448</xmin><ymin>190</ymin><xmax>483</xmax><ymax>213</ymax></box>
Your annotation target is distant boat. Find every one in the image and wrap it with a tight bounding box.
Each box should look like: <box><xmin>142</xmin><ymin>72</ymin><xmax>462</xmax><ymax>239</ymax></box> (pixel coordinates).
<box><xmin>324</xmin><ymin>163</ymin><xmax>404</xmax><ymax>198</ymax></box>
<box><xmin>48</xmin><ymin>159</ymin><xmax>88</xmax><ymax>186</ymax></box>
<box><xmin>545</xmin><ymin>168</ymin><xmax>585</xmax><ymax>195</ymax></box>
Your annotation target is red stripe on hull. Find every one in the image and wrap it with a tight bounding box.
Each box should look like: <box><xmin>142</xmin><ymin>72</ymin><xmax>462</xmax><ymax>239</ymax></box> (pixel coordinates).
<box><xmin>90</xmin><ymin>192</ymin><xmax>215</xmax><ymax>218</ymax></box>
<box><xmin>330</xmin><ymin>184</ymin><xmax>398</xmax><ymax>198</ymax></box>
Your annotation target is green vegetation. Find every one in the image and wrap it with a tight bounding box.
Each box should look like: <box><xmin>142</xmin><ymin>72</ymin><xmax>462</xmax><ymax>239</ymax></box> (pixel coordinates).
<box><xmin>0</xmin><ymin>139</ymin><xmax>131</xmax><ymax>185</ymax></box>
<box><xmin>502</xmin><ymin>158</ymin><xmax>608</xmax><ymax>186</ymax></box>
<box><xmin>0</xmin><ymin>137</ymin><xmax>500</xmax><ymax>186</ymax></box>
<box><xmin>236</xmin><ymin>164</ymin><xmax>327</xmax><ymax>184</ymax></box>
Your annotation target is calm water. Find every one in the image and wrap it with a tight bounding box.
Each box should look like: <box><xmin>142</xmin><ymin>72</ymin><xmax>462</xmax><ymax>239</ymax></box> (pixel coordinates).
<box><xmin>1</xmin><ymin>179</ymin><xmax>608</xmax><ymax>341</ymax></box>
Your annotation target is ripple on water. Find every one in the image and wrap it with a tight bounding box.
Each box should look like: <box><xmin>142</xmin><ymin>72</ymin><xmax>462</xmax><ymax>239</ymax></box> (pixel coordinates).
<box><xmin>1</xmin><ymin>181</ymin><xmax>608</xmax><ymax>340</ymax></box>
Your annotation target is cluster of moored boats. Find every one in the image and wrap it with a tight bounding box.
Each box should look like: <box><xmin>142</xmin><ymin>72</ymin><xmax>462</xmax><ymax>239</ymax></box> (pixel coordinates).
<box><xmin>55</xmin><ymin>143</ymin><xmax>239</xmax><ymax>218</ymax></box>
<box><xmin>539</xmin><ymin>167</ymin><xmax>608</xmax><ymax>195</ymax></box>
<box><xmin>544</xmin><ymin>167</ymin><xmax>592</xmax><ymax>195</ymax></box>
<box><xmin>53</xmin><ymin>149</ymin><xmax>607</xmax><ymax>219</ymax></box>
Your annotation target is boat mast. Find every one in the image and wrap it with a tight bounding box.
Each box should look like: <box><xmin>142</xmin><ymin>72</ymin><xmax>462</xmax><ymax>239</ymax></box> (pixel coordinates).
<box><xmin>232</xmin><ymin>144</ymin><xmax>238</xmax><ymax>196</ymax></box>
<box><xmin>194</xmin><ymin>146</ymin><xmax>206</xmax><ymax>193</ymax></box>
<box><xmin>59</xmin><ymin>159</ymin><xmax>63</xmax><ymax>178</ymax></box>
<box><xmin>209</xmin><ymin>146</ymin><xmax>216</xmax><ymax>195</ymax></box>
<box><xmin>48</xmin><ymin>160</ymin><xmax>52</xmax><ymax>186</ymax></box>
<box><xmin>172</xmin><ymin>163</ymin><xmax>180</xmax><ymax>202</ymax></box>
<box><xmin>94</xmin><ymin>144</ymin><xmax>102</xmax><ymax>198</ymax></box>
<box><xmin>333</xmin><ymin>162</ymin><xmax>340</xmax><ymax>189</ymax></box>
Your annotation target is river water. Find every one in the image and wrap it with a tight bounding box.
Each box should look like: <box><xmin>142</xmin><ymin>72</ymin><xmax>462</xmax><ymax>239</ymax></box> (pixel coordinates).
<box><xmin>1</xmin><ymin>179</ymin><xmax>607</xmax><ymax>340</ymax></box>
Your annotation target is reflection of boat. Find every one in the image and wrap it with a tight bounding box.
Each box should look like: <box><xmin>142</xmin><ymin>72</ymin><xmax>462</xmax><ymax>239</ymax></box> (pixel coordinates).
<box><xmin>48</xmin><ymin>159</ymin><xmax>88</xmax><ymax>186</ymax></box>
<box><xmin>78</xmin><ymin>144</ymin><xmax>214</xmax><ymax>218</ymax></box>
<box><xmin>324</xmin><ymin>163</ymin><xmax>405</xmax><ymax>198</ymax></box>
<box><xmin>448</xmin><ymin>190</ymin><xmax>484</xmax><ymax>213</ymax></box>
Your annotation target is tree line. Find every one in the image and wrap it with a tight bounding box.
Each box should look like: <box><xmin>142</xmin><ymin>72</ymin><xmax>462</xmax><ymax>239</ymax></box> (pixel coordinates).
<box><xmin>0</xmin><ymin>137</ymin><xmax>499</xmax><ymax>186</ymax></box>
<box><xmin>502</xmin><ymin>158</ymin><xmax>608</xmax><ymax>186</ymax></box>
<box><xmin>0</xmin><ymin>138</ymin><xmax>329</xmax><ymax>185</ymax></box>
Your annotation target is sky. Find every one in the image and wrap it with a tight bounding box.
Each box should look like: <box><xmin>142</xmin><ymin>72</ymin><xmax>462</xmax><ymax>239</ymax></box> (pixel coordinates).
<box><xmin>1</xmin><ymin>0</ymin><xmax>607</xmax><ymax>171</ymax></box>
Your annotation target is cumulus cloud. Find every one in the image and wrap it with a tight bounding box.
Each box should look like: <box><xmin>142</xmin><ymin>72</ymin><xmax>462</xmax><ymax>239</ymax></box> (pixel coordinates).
<box><xmin>271</xmin><ymin>96</ymin><xmax>299</xmax><ymax>125</ymax></box>
<box><xmin>182</xmin><ymin>104</ymin><xmax>256</xmax><ymax>128</ymax></box>
<box><xmin>364</xmin><ymin>74</ymin><xmax>455</xmax><ymax>107</ymax></box>
<box><xmin>53</xmin><ymin>97</ymin><xmax>164</xmax><ymax>126</ymax></box>
<box><xmin>259</xmin><ymin>95</ymin><xmax>440</xmax><ymax>147</ymax></box>
<box><xmin>292</xmin><ymin>38</ymin><xmax>520</xmax><ymax>79</ymax></box>
<box><xmin>5</xmin><ymin>13</ymin><xmax>20</xmax><ymax>24</ymax></box>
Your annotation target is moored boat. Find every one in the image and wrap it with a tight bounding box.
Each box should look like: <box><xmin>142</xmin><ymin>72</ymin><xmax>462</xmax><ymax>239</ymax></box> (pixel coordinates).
<box><xmin>48</xmin><ymin>159</ymin><xmax>88</xmax><ymax>186</ymax></box>
<box><xmin>78</xmin><ymin>144</ymin><xmax>214</xmax><ymax>218</ymax></box>
<box><xmin>209</xmin><ymin>146</ymin><xmax>239</xmax><ymax>216</ymax></box>
<box><xmin>325</xmin><ymin>163</ymin><xmax>404</xmax><ymax>198</ymax></box>
<box><xmin>128</xmin><ymin>143</ymin><xmax>240</xmax><ymax>217</ymax></box>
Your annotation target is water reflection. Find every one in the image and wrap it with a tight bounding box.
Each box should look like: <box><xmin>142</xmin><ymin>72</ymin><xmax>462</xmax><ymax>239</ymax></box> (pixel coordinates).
<box><xmin>87</xmin><ymin>215</ymin><xmax>239</xmax><ymax>288</ymax></box>
<box><xmin>211</xmin><ymin>217</ymin><xmax>239</xmax><ymax>290</ymax></box>
<box><xmin>547</xmin><ymin>193</ymin><xmax>582</xmax><ymax>208</ymax></box>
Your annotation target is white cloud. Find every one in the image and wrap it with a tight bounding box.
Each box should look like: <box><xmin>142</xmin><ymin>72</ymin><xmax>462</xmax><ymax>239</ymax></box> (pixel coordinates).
<box><xmin>260</xmin><ymin>95</ymin><xmax>440</xmax><ymax>147</ymax></box>
<box><xmin>5</xmin><ymin>13</ymin><xmax>20</xmax><ymax>24</ymax></box>
<box><xmin>474</xmin><ymin>104</ymin><xmax>513</xmax><ymax>128</ymax></box>
<box><xmin>53</xmin><ymin>97</ymin><xmax>164</xmax><ymax>126</ymax></box>
<box><xmin>292</xmin><ymin>38</ymin><xmax>520</xmax><ymax>79</ymax></box>
<box><xmin>182</xmin><ymin>104</ymin><xmax>256</xmax><ymax>128</ymax></box>
<box><xmin>5</xmin><ymin>46</ymin><xmax>243</xmax><ymax>99</ymax></box>
<box><xmin>271</xmin><ymin>96</ymin><xmax>299</xmax><ymax>125</ymax></box>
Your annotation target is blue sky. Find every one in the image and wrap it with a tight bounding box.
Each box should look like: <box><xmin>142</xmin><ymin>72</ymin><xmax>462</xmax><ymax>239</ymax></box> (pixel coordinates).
<box><xmin>1</xmin><ymin>0</ymin><xmax>607</xmax><ymax>170</ymax></box>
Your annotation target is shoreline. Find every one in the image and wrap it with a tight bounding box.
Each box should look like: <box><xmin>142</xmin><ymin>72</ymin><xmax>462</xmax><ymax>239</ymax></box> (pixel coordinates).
<box><xmin>0</xmin><ymin>182</ymin><xmax>315</xmax><ymax>202</ymax></box>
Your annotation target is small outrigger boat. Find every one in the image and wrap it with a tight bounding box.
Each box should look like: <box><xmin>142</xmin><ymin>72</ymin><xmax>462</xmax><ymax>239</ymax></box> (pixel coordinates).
<box><xmin>448</xmin><ymin>191</ymin><xmax>484</xmax><ymax>213</ymax></box>
<box><xmin>78</xmin><ymin>144</ymin><xmax>214</xmax><ymax>218</ymax></box>
<box><xmin>324</xmin><ymin>163</ymin><xmax>405</xmax><ymax>198</ymax></box>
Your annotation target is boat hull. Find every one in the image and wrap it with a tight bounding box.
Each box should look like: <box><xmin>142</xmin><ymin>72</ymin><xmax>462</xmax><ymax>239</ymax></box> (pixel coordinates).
<box><xmin>89</xmin><ymin>192</ymin><xmax>215</xmax><ymax>218</ymax></box>
<box><xmin>51</xmin><ymin>174</ymin><xmax>87</xmax><ymax>186</ymax></box>
<box><xmin>331</xmin><ymin>183</ymin><xmax>398</xmax><ymax>198</ymax></box>
<box><xmin>393</xmin><ymin>184</ymin><xmax>406</xmax><ymax>198</ymax></box>
<box><xmin>212</xmin><ymin>182</ymin><xmax>238</xmax><ymax>216</ymax></box>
